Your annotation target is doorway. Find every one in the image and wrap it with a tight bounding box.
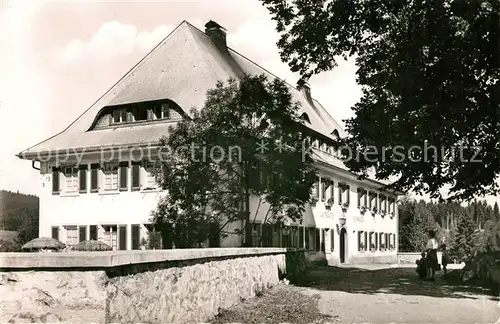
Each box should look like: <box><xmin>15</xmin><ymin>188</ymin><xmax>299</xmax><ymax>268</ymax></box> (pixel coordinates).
<box><xmin>339</xmin><ymin>227</ymin><xmax>347</xmax><ymax>263</ymax></box>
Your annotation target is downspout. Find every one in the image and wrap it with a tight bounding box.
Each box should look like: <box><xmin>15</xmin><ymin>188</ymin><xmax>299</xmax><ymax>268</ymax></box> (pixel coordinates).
<box><xmin>32</xmin><ymin>161</ymin><xmax>40</xmax><ymax>171</ymax></box>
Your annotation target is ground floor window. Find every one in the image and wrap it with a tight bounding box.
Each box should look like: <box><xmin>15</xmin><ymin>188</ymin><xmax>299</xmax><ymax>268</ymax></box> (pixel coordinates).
<box><xmin>89</xmin><ymin>225</ymin><xmax>98</xmax><ymax>240</ymax></box>
<box><xmin>65</xmin><ymin>226</ymin><xmax>78</xmax><ymax>246</ymax></box>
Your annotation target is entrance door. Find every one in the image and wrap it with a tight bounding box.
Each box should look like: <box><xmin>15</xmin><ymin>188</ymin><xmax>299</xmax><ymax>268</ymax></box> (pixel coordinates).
<box><xmin>339</xmin><ymin>228</ymin><xmax>347</xmax><ymax>263</ymax></box>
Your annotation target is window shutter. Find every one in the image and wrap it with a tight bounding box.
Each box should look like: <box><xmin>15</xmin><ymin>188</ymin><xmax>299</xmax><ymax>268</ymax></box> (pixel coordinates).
<box><xmin>51</xmin><ymin>226</ymin><xmax>59</xmax><ymax>240</ymax></box>
<box><xmin>329</xmin><ymin>181</ymin><xmax>334</xmax><ymax>200</ymax></box>
<box><xmin>52</xmin><ymin>167</ymin><xmax>60</xmax><ymax>194</ymax></box>
<box><xmin>132</xmin><ymin>162</ymin><xmax>140</xmax><ymax>190</ymax></box>
<box><xmin>90</xmin><ymin>164</ymin><xmax>99</xmax><ymax>192</ymax></box>
<box><xmin>119</xmin><ymin>162</ymin><xmax>128</xmax><ymax>191</ymax></box>
<box><xmin>364</xmin><ymin>232</ymin><xmax>368</xmax><ymax>250</ymax></box>
<box><xmin>358</xmin><ymin>231</ymin><xmax>361</xmax><ymax>250</ymax></box>
<box><xmin>346</xmin><ymin>186</ymin><xmax>350</xmax><ymax>205</ymax></box>
<box><xmin>79</xmin><ymin>165</ymin><xmax>87</xmax><ymax>193</ymax></box>
<box><xmin>79</xmin><ymin>226</ymin><xmax>86</xmax><ymax>242</ymax></box>
<box><xmin>338</xmin><ymin>186</ymin><xmax>342</xmax><ymax>204</ymax></box>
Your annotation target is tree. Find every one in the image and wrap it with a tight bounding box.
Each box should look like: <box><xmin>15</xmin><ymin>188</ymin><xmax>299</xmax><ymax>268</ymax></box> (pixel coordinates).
<box><xmin>261</xmin><ymin>0</ymin><xmax>500</xmax><ymax>201</ymax></box>
<box><xmin>494</xmin><ymin>202</ymin><xmax>500</xmax><ymax>221</ymax></box>
<box><xmin>399</xmin><ymin>199</ymin><xmax>439</xmax><ymax>251</ymax></box>
<box><xmin>450</xmin><ymin>211</ymin><xmax>476</xmax><ymax>261</ymax></box>
<box><xmin>150</xmin><ymin>74</ymin><xmax>317</xmax><ymax>248</ymax></box>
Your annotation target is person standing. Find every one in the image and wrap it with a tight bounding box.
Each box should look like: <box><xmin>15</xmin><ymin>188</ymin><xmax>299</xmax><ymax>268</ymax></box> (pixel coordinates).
<box><xmin>425</xmin><ymin>230</ymin><xmax>439</xmax><ymax>281</ymax></box>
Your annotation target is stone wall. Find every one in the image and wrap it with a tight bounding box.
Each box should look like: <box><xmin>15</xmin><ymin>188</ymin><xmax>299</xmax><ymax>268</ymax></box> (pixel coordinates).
<box><xmin>0</xmin><ymin>248</ymin><xmax>303</xmax><ymax>323</ymax></box>
<box><xmin>398</xmin><ymin>252</ymin><xmax>443</xmax><ymax>264</ymax></box>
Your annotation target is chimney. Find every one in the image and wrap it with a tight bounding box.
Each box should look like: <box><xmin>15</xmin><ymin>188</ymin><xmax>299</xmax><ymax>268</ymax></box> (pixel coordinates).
<box><xmin>297</xmin><ymin>79</ymin><xmax>312</xmax><ymax>104</ymax></box>
<box><xmin>205</xmin><ymin>20</ymin><xmax>227</xmax><ymax>51</ymax></box>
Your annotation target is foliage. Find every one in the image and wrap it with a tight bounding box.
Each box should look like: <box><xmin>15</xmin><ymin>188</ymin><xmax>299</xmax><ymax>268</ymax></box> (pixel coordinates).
<box><xmin>0</xmin><ymin>239</ymin><xmax>21</xmax><ymax>252</ymax></box>
<box><xmin>151</xmin><ymin>74</ymin><xmax>317</xmax><ymax>247</ymax></box>
<box><xmin>260</xmin><ymin>0</ymin><xmax>500</xmax><ymax>201</ymax></box>
<box><xmin>449</xmin><ymin>212</ymin><xmax>477</xmax><ymax>262</ymax></box>
<box><xmin>399</xmin><ymin>198</ymin><xmax>439</xmax><ymax>252</ymax></box>
<box><xmin>0</xmin><ymin>190</ymin><xmax>39</xmax><ymax>246</ymax></box>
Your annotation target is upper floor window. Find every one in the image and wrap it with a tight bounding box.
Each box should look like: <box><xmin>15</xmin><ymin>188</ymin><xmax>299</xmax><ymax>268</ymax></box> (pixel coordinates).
<box><xmin>338</xmin><ymin>183</ymin><xmax>350</xmax><ymax>206</ymax></box>
<box><xmin>112</xmin><ymin>108</ymin><xmax>128</xmax><ymax>124</ymax></box>
<box><xmin>357</xmin><ymin>188</ymin><xmax>367</xmax><ymax>208</ymax></box>
<box><xmin>63</xmin><ymin>166</ymin><xmax>78</xmax><ymax>193</ymax></box>
<box><xmin>150</xmin><ymin>103</ymin><xmax>170</xmax><ymax>120</ymax></box>
<box><xmin>102</xmin><ymin>163</ymin><xmax>119</xmax><ymax>191</ymax></box>
<box><xmin>144</xmin><ymin>161</ymin><xmax>158</xmax><ymax>190</ymax></box>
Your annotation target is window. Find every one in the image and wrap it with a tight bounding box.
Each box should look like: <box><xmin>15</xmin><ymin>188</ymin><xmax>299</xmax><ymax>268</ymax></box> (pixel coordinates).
<box><xmin>51</xmin><ymin>226</ymin><xmax>59</xmax><ymax>240</ymax></box>
<box><xmin>369</xmin><ymin>231</ymin><xmax>377</xmax><ymax>251</ymax></box>
<box><xmin>52</xmin><ymin>167</ymin><xmax>60</xmax><ymax>194</ymax></box>
<box><xmin>131</xmin><ymin>106</ymin><xmax>147</xmax><ymax>121</ymax></box>
<box><xmin>63</xmin><ymin>166</ymin><xmax>78</xmax><ymax>193</ymax></box>
<box><xmin>131</xmin><ymin>162</ymin><xmax>141</xmax><ymax>191</ymax></box>
<box><xmin>103</xmin><ymin>163</ymin><xmax>119</xmax><ymax>191</ymax></box>
<box><xmin>358</xmin><ymin>231</ymin><xmax>367</xmax><ymax>251</ymax></box>
<box><xmin>357</xmin><ymin>188</ymin><xmax>367</xmax><ymax>208</ymax></box>
<box><xmin>272</xmin><ymin>224</ymin><xmax>280</xmax><ymax>247</ymax></box>
<box><xmin>379</xmin><ymin>232</ymin><xmax>386</xmax><ymax>250</ymax></box>
<box><xmin>65</xmin><ymin>226</ymin><xmax>78</xmax><ymax>246</ymax></box>
<box><xmin>90</xmin><ymin>164</ymin><xmax>99</xmax><ymax>192</ymax></box>
<box><xmin>251</xmin><ymin>222</ymin><xmax>261</xmax><ymax>247</ymax></box>
<box><xmin>379</xmin><ymin>195</ymin><xmax>387</xmax><ymax>213</ymax></box>
<box><xmin>315</xmin><ymin>228</ymin><xmax>321</xmax><ymax>252</ymax></box>
<box><xmin>312</xmin><ymin>177</ymin><xmax>319</xmax><ymax>199</ymax></box>
<box><xmin>144</xmin><ymin>162</ymin><xmax>157</xmax><ymax>189</ymax></box>
<box><xmin>321</xmin><ymin>229</ymin><xmax>325</xmax><ymax>252</ymax></box>
<box><xmin>209</xmin><ymin>222</ymin><xmax>221</xmax><ymax>247</ymax></box>
<box><xmin>112</xmin><ymin>108</ymin><xmax>127</xmax><ymax>123</ymax></box>
<box><xmin>338</xmin><ymin>184</ymin><xmax>350</xmax><ymax>205</ymax></box>
<box><xmin>152</xmin><ymin>103</ymin><xmax>170</xmax><ymax>119</ymax></box>
<box><xmin>320</xmin><ymin>178</ymin><xmax>327</xmax><ymax>201</ymax></box>
<box><xmin>369</xmin><ymin>193</ymin><xmax>378</xmax><ymax>210</ymax></box>
<box><xmin>79</xmin><ymin>165</ymin><xmax>87</xmax><ymax>193</ymax></box>
<box><xmin>119</xmin><ymin>162</ymin><xmax>128</xmax><ymax>191</ymax></box>
<box><xmin>79</xmin><ymin>226</ymin><xmax>87</xmax><ymax>242</ymax></box>
<box><xmin>312</xmin><ymin>139</ymin><xmax>319</xmax><ymax>148</ymax></box>
<box><xmin>329</xmin><ymin>180</ymin><xmax>334</xmax><ymax>201</ymax></box>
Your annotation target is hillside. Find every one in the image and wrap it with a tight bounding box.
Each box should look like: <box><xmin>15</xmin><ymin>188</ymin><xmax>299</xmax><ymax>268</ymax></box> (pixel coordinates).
<box><xmin>0</xmin><ymin>190</ymin><xmax>39</xmax><ymax>248</ymax></box>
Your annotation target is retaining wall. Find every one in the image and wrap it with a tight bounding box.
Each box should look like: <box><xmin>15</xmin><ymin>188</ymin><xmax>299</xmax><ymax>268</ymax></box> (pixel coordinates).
<box><xmin>0</xmin><ymin>248</ymin><xmax>305</xmax><ymax>323</ymax></box>
<box><xmin>398</xmin><ymin>252</ymin><xmax>443</xmax><ymax>265</ymax></box>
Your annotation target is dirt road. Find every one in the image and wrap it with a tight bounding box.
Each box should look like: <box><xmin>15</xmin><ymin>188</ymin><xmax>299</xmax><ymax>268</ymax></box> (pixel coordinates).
<box><xmin>214</xmin><ymin>266</ymin><xmax>500</xmax><ymax>323</ymax></box>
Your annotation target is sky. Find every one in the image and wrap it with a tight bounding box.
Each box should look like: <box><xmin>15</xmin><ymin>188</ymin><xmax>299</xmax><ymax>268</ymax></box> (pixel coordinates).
<box><xmin>0</xmin><ymin>0</ymin><xmax>498</xmax><ymax>206</ymax></box>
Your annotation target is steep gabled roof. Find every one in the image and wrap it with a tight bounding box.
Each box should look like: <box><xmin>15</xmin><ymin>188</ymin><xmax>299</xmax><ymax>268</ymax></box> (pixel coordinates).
<box><xmin>18</xmin><ymin>20</ymin><xmax>346</xmax><ymax>159</ymax></box>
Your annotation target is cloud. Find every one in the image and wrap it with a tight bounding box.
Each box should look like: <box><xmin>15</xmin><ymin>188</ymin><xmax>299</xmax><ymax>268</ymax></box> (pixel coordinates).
<box><xmin>56</xmin><ymin>21</ymin><xmax>175</xmax><ymax>61</ymax></box>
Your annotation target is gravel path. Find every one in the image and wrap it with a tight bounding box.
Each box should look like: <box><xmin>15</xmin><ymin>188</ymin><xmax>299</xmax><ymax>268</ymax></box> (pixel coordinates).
<box><xmin>215</xmin><ymin>265</ymin><xmax>500</xmax><ymax>323</ymax></box>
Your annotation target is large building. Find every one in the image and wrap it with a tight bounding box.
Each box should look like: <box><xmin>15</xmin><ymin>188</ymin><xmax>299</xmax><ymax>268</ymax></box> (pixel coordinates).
<box><xmin>18</xmin><ymin>20</ymin><xmax>400</xmax><ymax>265</ymax></box>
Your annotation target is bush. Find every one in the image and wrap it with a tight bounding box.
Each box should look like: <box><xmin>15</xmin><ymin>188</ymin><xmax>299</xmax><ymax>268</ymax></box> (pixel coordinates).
<box><xmin>0</xmin><ymin>239</ymin><xmax>21</xmax><ymax>252</ymax></box>
<box><xmin>461</xmin><ymin>251</ymin><xmax>500</xmax><ymax>295</ymax></box>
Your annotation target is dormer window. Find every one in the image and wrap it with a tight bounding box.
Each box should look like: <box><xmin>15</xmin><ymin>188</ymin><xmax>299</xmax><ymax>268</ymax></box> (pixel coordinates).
<box><xmin>332</xmin><ymin>129</ymin><xmax>340</xmax><ymax>139</ymax></box>
<box><xmin>300</xmin><ymin>113</ymin><xmax>311</xmax><ymax>124</ymax></box>
<box><xmin>113</xmin><ymin>108</ymin><xmax>127</xmax><ymax>124</ymax></box>
<box><xmin>150</xmin><ymin>103</ymin><xmax>170</xmax><ymax>120</ymax></box>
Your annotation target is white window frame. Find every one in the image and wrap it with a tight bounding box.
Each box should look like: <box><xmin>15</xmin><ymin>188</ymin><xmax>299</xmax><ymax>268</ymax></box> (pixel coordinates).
<box><xmin>112</xmin><ymin>108</ymin><xmax>127</xmax><ymax>124</ymax></box>
<box><xmin>102</xmin><ymin>163</ymin><xmax>119</xmax><ymax>191</ymax></box>
<box><xmin>65</xmin><ymin>226</ymin><xmax>78</xmax><ymax>246</ymax></box>
<box><xmin>63</xmin><ymin>166</ymin><xmax>79</xmax><ymax>193</ymax></box>
<box><xmin>143</xmin><ymin>163</ymin><xmax>158</xmax><ymax>190</ymax></box>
